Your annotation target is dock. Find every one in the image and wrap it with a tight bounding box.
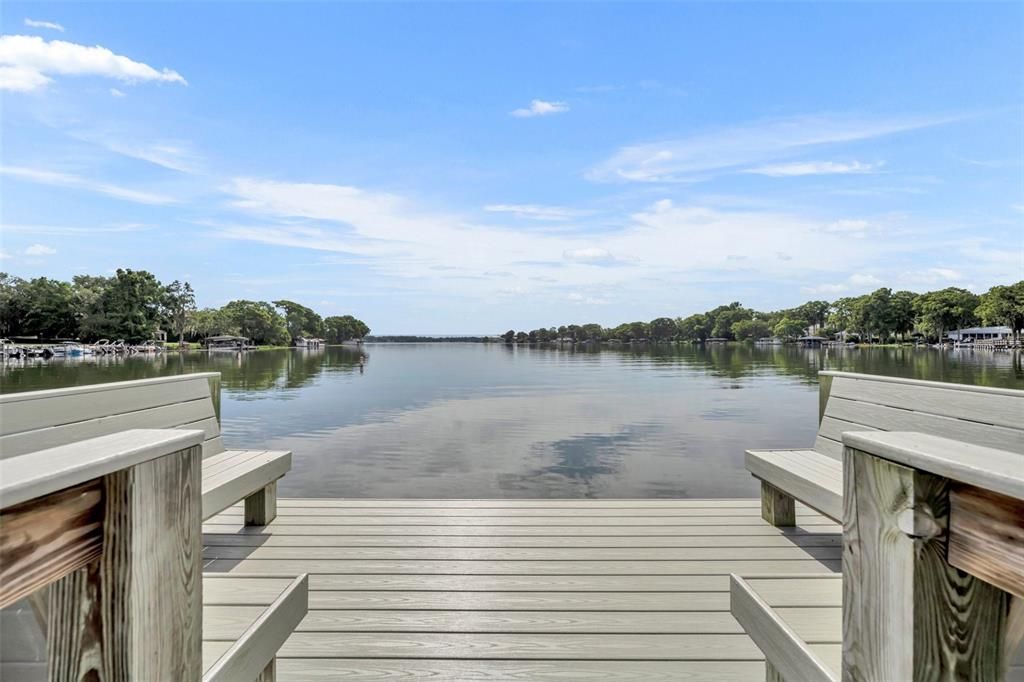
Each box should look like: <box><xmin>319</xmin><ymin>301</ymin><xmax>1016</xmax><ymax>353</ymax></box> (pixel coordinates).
<box><xmin>202</xmin><ymin>497</ymin><xmax>841</xmax><ymax>680</ymax></box>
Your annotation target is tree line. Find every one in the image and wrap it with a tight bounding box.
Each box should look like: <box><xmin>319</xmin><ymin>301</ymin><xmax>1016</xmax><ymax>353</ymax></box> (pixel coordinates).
<box><xmin>500</xmin><ymin>283</ymin><xmax>1024</xmax><ymax>345</ymax></box>
<box><xmin>0</xmin><ymin>270</ymin><xmax>370</xmax><ymax>346</ymax></box>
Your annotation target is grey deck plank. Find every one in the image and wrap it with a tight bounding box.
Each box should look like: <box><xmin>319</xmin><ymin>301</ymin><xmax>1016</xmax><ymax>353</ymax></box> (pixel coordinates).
<box><xmin>277</xmin><ymin>659</ymin><xmax>765</xmax><ymax>680</ymax></box>
<box><xmin>205</xmin><ymin>498</ymin><xmax>841</xmax><ymax>682</ymax></box>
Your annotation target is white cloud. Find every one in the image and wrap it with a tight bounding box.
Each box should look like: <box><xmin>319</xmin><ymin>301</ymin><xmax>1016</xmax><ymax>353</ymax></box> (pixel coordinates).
<box><xmin>25</xmin><ymin>244</ymin><xmax>56</xmax><ymax>256</ymax></box>
<box><xmin>484</xmin><ymin>204</ymin><xmax>587</xmax><ymax>221</ymax></box>
<box><xmin>0</xmin><ymin>165</ymin><xmax>176</xmax><ymax>204</ymax></box>
<box><xmin>587</xmin><ymin>114</ymin><xmax>954</xmax><ymax>182</ymax></box>
<box><xmin>100</xmin><ymin>140</ymin><xmax>199</xmax><ymax>173</ymax></box>
<box><xmin>563</xmin><ymin>247</ymin><xmax>617</xmax><ymax>264</ymax></box>
<box><xmin>821</xmin><ymin>219</ymin><xmax>874</xmax><ymax>238</ymax></box>
<box><xmin>0</xmin><ymin>35</ymin><xmax>186</xmax><ymax>92</ymax></box>
<box><xmin>24</xmin><ymin>18</ymin><xmax>65</xmax><ymax>32</ymax></box>
<box><xmin>745</xmin><ymin>160</ymin><xmax>882</xmax><ymax>177</ymax></box>
<box><xmin>849</xmin><ymin>273</ymin><xmax>882</xmax><ymax>286</ymax></box>
<box><xmin>510</xmin><ymin>99</ymin><xmax>569</xmax><ymax>118</ymax></box>
<box><xmin>901</xmin><ymin>267</ymin><xmax>964</xmax><ymax>285</ymax></box>
<box><xmin>3</xmin><ymin>222</ymin><xmax>152</xmax><ymax>235</ymax></box>
<box><xmin>0</xmin><ymin>250</ymin><xmax>11</xmax><ymax>260</ymax></box>
<box><xmin>110</xmin><ymin>87</ymin><xmax>125</xmax><ymax>97</ymax></box>
<box><xmin>567</xmin><ymin>292</ymin><xmax>609</xmax><ymax>305</ymax></box>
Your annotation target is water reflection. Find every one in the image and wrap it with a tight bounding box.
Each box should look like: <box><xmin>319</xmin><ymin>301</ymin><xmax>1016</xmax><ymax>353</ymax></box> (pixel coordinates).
<box><xmin>2</xmin><ymin>344</ymin><xmax>1020</xmax><ymax>498</ymax></box>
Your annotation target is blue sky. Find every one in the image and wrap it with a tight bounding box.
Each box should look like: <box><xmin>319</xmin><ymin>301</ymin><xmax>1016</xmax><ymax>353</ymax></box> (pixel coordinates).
<box><xmin>1</xmin><ymin>2</ymin><xmax>1022</xmax><ymax>334</ymax></box>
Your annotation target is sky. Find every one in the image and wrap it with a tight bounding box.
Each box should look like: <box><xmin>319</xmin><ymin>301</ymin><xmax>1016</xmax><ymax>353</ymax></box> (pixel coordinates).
<box><xmin>1</xmin><ymin>2</ymin><xmax>1022</xmax><ymax>335</ymax></box>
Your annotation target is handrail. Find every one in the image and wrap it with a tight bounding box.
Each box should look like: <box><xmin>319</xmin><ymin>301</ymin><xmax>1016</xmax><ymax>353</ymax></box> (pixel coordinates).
<box><xmin>842</xmin><ymin>430</ymin><xmax>1024</xmax><ymax>501</ymax></box>
<box><xmin>1</xmin><ymin>429</ymin><xmax>204</xmax><ymax>509</ymax></box>
<box><xmin>818</xmin><ymin>370</ymin><xmax>1024</xmax><ymax>397</ymax></box>
<box><xmin>0</xmin><ymin>371</ymin><xmax>222</xmax><ymax>404</ymax></box>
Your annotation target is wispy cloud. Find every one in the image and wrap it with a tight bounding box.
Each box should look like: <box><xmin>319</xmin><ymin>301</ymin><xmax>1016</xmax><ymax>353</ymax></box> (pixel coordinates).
<box><xmin>24</xmin><ymin>18</ymin><xmax>65</xmax><ymax>32</ymax></box>
<box><xmin>587</xmin><ymin>113</ymin><xmax>955</xmax><ymax>183</ymax></box>
<box><xmin>0</xmin><ymin>35</ymin><xmax>187</xmax><ymax>92</ymax></box>
<box><xmin>510</xmin><ymin>99</ymin><xmax>569</xmax><ymax>118</ymax></box>
<box><xmin>25</xmin><ymin>243</ymin><xmax>56</xmax><ymax>256</ymax></box>
<box><xmin>3</xmin><ymin>222</ymin><xmax>153</xmax><ymax>235</ymax></box>
<box><xmin>484</xmin><ymin>203</ymin><xmax>589</xmax><ymax>221</ymax></box>
<box><xmin>110</xmin><ymin>87</ymin><xmax>125</xmax><ymax>97</ymax></box>
<box><xmin>745</xmin><ymin>160</ymin><xmax>882</xmax><ymax>177</ymax></box>
<box><xmin>563</xmin><ymin>247</ymin><xmax>620</xmax><ymax>265</ymax></box>
<box><xmin>0</xmin><ymin>165</ymin><xmax>176</xmax><ymax>204</ymax></box>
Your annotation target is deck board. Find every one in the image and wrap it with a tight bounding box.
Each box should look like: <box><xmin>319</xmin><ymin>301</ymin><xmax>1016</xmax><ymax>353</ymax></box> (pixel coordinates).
<box><xmin>205</xmin><ymin>498</ymin><xmax>841</xmax><ymax>680</ymax></box>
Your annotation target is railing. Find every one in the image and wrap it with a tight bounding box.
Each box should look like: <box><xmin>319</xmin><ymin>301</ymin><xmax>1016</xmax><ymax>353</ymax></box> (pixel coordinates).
<box><xmin>0</xmin><ymin>428</ymin><xmax>205</xmax><ymax>680</ymax></box>
<box><xmin>841</xmin><ymin>430</ymin><xmax>1024</xmax><ymax>680</ymax></box>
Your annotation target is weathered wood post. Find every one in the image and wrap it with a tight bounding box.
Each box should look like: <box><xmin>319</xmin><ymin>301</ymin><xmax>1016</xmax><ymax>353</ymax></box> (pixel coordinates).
<box><xmin>841</xmin><ymin>432</ymin><xmax>1018</xmax><ymax>681</ymax></box>
<box><xmin>0</xmin><ymin>429</ymin><xmax>205</xmax><ymax>681</ymax></box>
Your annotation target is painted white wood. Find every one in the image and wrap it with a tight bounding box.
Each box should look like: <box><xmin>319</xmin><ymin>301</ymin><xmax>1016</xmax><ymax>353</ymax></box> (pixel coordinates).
<box><xmin>745</xmin><ymin>450</ymin><xmax>843</xmax><ymax>521</ymax></box>
<box><xmin>822</xmin><ymin>370</ymin><xmax>1024</xmax><ymax>427</ymax></box>
<box><xmin>826</xmin><ymin>397</ymin><xmax>1024</xmax><ymax>453</ymax></box>
<box><xmin>0</xmin><ymin>429</ymin><xmax>204</xmax><ymax>508</ymax></box>
<box><xmin>1</xmin><ymin>373</ymin><xmax>292</xmax><ymax>522</ymax></box>
<box><xmin>202</xmin><ymin>574</ymin><xmax>308</xmax><ymax>682</ymax></box>
<box><xmin>843</xmin><ymin>431</ymin><xmax>1024</xmax><ymax>500</ymax></box>
<box><xmin>201</xmin><ymin>451</ymin><xmax>291</xmax><ymax>521</ymax></box>
<box><xmin>730</xmin><ymin>574</ymin><xmax>837</xmax><ymax>682</ymax></box>
<box><xmin>0</xmin><ymin>377</ymin><xmax>214</xmax><ymax>435</ymax></box>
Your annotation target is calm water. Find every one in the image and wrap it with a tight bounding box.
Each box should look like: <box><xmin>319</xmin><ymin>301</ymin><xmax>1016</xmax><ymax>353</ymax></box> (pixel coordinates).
<box><xmin>2</xmin><ymin>344</ymin><xmax>1021</xmax><ymax>498</ymax></box>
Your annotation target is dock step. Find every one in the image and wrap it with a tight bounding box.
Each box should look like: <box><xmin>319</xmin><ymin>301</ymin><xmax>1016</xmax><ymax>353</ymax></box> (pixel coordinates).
<box><xmin>202</xmin><ymin>573</ymin><xmax>308</xmax><ymax>682</ymax></box>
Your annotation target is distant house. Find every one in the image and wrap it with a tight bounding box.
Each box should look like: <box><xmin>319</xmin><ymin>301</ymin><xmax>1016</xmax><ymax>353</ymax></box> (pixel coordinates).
<box><xmin>947</xmin><ymin>326</ymin><xmax>1012</xmax><ymax>342</ymax></box>
<box><xmin>796</xmin><ymin>335</ymin><xmax>828</xmax><ymax>347</ymax></box>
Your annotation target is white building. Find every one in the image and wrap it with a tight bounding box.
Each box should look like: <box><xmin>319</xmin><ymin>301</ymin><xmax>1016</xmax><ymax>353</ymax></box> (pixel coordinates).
<box><xmin>947</xmin><ymin>326</ymin><xmax>1012</xmax><ymax>341</ymax></box>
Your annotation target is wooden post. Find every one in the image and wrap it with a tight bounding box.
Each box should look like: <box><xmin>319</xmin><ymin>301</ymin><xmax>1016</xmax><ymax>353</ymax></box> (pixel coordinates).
<box><xmin>760</xmin><ymin>480</ymin><xmax>795</xmax><ymax>526</ymax></box>
<box><xmin>765</xmin><ymin>662</ymin><xmax>784</xmax><ymax>682</ymax></box>
<box><xmin>818</xmin><ymin>373</ymin><xmax>833</xmax><ymax>426</ymax></box>
<box><xmin>256</xmin><ymin>658</ymin><xmax>276</xmax><ymax>682</ymax></box>
<box><xmin>842</xmin><ymin>446</ymin><xmax>1012</xmax><ymax>681</ymax></box>
<box><xmin>244</xmin><ymin>480</ymin><xmax>278</xmax><ymax>526</ymax></box>
<box><xmin>46</xmin><ymin>444</ymin><xmax>203</xmax><ymax>681</ymax></box>
<box><xmin>207</xmin><ymin>373</ymin><xmax>222</xmax><ymax>426</ymax></box>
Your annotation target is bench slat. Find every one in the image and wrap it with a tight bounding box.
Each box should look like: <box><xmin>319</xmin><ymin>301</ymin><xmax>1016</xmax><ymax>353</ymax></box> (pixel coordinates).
<box><xmin>202</xmin><ymin>451</ymin><xmax>291</xmax><ymax>521</ymax></box>
<box><xmin>746</xmin><ymin>450</ymin><xmax>843</xmax><ymax>521</ymax></box>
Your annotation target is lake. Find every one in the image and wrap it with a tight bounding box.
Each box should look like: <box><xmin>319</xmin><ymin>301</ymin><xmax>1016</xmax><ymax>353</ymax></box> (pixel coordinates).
<box><xmin>2</xmin><ymin>344</ymin><xmax>1020</xmax><ymax>499</ymax></box>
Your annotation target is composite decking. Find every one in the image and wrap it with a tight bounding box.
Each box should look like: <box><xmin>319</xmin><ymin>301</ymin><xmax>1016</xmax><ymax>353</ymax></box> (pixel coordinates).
<box><xmin>203</xmin><ymin>498</ymin><xmax>841</xmax><ymax>680</ymax></box>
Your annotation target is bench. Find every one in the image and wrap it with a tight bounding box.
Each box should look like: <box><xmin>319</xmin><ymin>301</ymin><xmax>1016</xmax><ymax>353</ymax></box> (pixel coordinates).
<box><xmin>203</xmin><ymin>574</ymin><xmax>308</xmax><ymax>682</ymax></box>
<box><xmin>746</xmin><ymin>371</ymin><xmax>1024</xmax><ymax>525</ymax></box>
<box><xmin>0</xmin><ymin>430</ymin><xmax>307</xmax><ymax>680</ymax></box>
<box><xmin>734</xmin><ymin>432</ymin><xmax>1024</xmax><ymax>682</ymax></box>
<box><xmin>0</xmin><ymin>372</ymin><xmax>291</xmax><ymax>524</ymax></box>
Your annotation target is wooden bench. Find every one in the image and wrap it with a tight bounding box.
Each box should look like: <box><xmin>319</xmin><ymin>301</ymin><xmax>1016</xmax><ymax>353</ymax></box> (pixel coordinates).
<box><xmin>203</xmin><ymin>574</ymin><xmax>308</xmax><ymax>682</ymax></box>
<box><xmin>0</xmin><ymin>430</ymin><xmax>307</xmax><ymax>681</ymax></box>
<box><xmin>734</xmin><ymin>432</ymin><xmax>1024</xmax><ymax>682</ymax></box>
<box><xmin>0</xmin><ymin>373</ymin><xmax>291</xmax><ymax>524</ymax></box>
<box><xmin>746</xmin><ymin>371</ymin><xmax>1024</xmax><ymax>525</ymax></box>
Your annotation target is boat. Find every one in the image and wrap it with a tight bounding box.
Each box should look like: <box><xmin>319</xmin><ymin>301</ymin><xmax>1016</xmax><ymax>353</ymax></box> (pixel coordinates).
<box><xmin>61</xmin><ymin>341</ymin><xmax>85</xmax><ymax>357</ymax></box>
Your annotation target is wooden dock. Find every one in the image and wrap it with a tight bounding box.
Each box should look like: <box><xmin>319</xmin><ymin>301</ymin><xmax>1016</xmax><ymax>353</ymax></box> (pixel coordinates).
<box><xmin>202</xmin><ymin>497</ymin><xmax>841</xmax><ymax>680</ymax></box>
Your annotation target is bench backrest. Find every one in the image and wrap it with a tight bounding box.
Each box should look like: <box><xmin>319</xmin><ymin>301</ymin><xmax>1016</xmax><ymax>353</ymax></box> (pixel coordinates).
<box><xmin>814</xmin><ymin>371</ymin><xmax>1024</xmax><ymax>460</ymax></box>
<box><xmin>0</xmin><ymin>372</ymin><xmax>226</xmax><ymax>459</ymax></box>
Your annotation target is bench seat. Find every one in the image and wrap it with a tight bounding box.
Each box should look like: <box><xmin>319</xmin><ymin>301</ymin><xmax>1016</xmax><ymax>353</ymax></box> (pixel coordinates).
<box><xmin>745</xmin><ymin>449</ymin><xmax>842</xmax><ymax>522</ymax></box>
<box><xmin>202</xmin><ymin>449</ymin><xmax>291</xmax><ymax>522</ymax></box>
<box><xmin>202</xmin><ymin>573</ymin><xmax>308</xmax><ymax>682</ymax></box>
<box><xmin>730</xmin><ymin>574</ymin><xmax>840</xmax><ymax>682</ymax></box>
<box><xmin>747</xmin><ymin>371</ymin><xmax>1024</xmax><ymax>527</ymax></box>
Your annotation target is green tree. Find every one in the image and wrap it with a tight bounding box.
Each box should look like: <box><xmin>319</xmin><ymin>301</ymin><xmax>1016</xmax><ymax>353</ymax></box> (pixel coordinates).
<box><xmin>708</xmin><ymin>303</ymin><xmax>752</xmax><ymax>340</ymax></box>
<box><xmin>890</xmin><ymin>290</ymin><xmax>917</xmax><ymax>340</ymax></box>
<box><xmin>732</xmin><ymin>318</ymin><xmax>772</xmax><ymax>341</ymax></box>
<box><xmin>163</xmin><ymin>280</ymin><xmax>196</xmax><ymax>346</ymax></box>
<box><xmin>323</xmin><ymin>315</ymin><xmax>369</xmax><ymax>343</ymax></box>
<box><xmin>975</xmin><ymin>281</ymin><xmax>1024</xmax><ymax>343</ymax></box>
<box><xmin>648</xmin><ymin>317</ymin><xmax>677</xmax><ymax>342</ymax></box>
<box><xmin>274</xmin><ymin>299</ymin><xmax>323</xmax><ymax>341</ymax></box>
<box><xmin>675</xmin><ymin>314</ymin><xmax>710</xmax><ymax>342</ymax></box>
<box><xmin>912</xmin><ymin>287</ymin><xmax>980</xmax><ymax>341</ymax></box>
<box><xmin>191</xmin><ymin>307</ymin><xmax>236</xmax><ymax>340</ymax></box>
<box><xmin>18</xmin><ymin>277</ymin><xmax>79</xmax><ymax>339</ymax></box>
<box><xmin>773</xmin><ymin>317</ymin><xmax>805</xmax><ymax>340</ymax></box>
<box><xmin>0</xmin><ymin>273</ymin><xmax>28</xmax><ymax>337</ymax></box>
<box><xmin>502</xmin><ymin>329</ymin><xmax>516</xmax><ymax>343</ymax></box>
<box><xmin>87</xmin><ymin>269</ymin><xmax>166</xmax><ymax>343</ymax></box>
<box><xmin>220</xmin><ymin>300</ymin><xmax>290</xmax><ymax>345</ymax></box>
